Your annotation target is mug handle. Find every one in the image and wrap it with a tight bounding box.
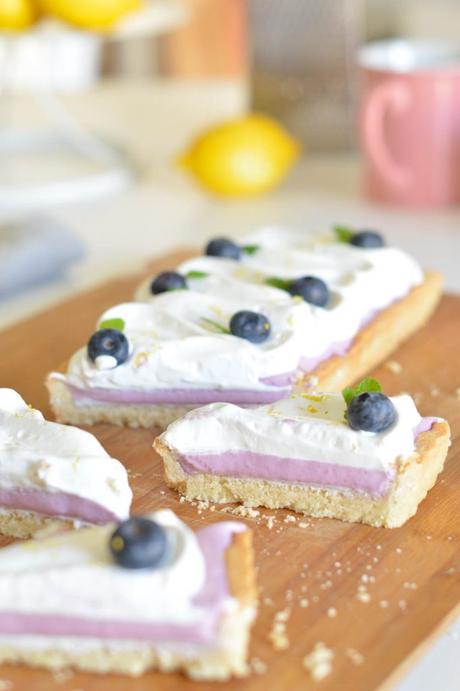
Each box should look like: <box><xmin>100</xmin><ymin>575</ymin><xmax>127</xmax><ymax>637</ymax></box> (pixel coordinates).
<box><xmin>361</xmin><ymin>80</ymin><xmax>412</xmax><ymax>189</ymax></box>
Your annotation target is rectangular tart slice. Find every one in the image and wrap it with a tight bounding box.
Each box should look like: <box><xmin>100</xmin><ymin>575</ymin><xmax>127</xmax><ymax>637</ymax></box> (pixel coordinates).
<box><xmin>0</xmin><ymin>510</ymin><xmax>256</xmax><ymax>680</ymax></box>
<box><xmin>155</xmin><ymin>388</ymin><xmax>450</xmax><ymax>528</ymax></box>
<box><xmin>0</xmin><ymin>388</ymin><xmax>131</xmax><ymax>537</ymax></box>
<box><xmin>47</xmin><ymin>225</ymin><xmax>442</xmax><ymax>429</ymax></box>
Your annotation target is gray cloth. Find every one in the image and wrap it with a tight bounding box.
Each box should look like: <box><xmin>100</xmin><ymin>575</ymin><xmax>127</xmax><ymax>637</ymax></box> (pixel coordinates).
<box><xmin>0</xmin><ymin>217</ymin><xmax>85</xmax><ymax>299</ymax></box>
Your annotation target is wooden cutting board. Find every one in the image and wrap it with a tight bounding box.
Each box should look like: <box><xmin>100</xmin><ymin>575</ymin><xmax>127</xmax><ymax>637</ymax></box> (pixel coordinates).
<box><xmin>0</xmin><ymin>250</ymin><xmax>459</xmax><ymax>691</ymax></box>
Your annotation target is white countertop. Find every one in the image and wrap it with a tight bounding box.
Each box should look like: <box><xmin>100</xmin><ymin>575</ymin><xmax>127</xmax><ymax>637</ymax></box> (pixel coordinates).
<box><xmin>0</xmin><ymin>79</ymin><xmax>459</xmax><ymax>689</ymax></box>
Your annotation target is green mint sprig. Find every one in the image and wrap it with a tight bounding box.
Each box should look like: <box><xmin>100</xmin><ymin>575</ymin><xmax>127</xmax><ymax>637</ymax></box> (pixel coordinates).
<box><xmin>201</xmin><ymin>317</ymin><xmax>230</xmax><ymax>334</ymax></box>
<box><xmin>186</xmin><ymin>270</ymin><xmax>208</xmax><ymax>280</ymax></box>
<box><xmin>99</xmin><ymin>318</ymin><xmax>125</xmax><ymax>332</ymax></box>
<box><xmin>333</xmin><ymin>225</ymin><xmax>354</xmax><ymax>243</ymax></box>
<box><xmin>265</xmin><ymin>276</ymin><xmax>291</xmax><ymax>291</ymax></box>
<box><xmin>241</xmin><ymin>244</ymin><xmax>260</xmax><ymax>255</ymax></box>
<box><xmin>342</xmin><ymin>378</ymin><xmax>382</xmax><ymax>407</ymax></box>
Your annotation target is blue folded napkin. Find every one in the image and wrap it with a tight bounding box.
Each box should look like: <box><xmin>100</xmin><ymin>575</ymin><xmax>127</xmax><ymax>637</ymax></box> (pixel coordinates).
<box><xmin>0</xmin><ymin>217</ymin><xmax>85</xmax><ymax>299</ymax></box>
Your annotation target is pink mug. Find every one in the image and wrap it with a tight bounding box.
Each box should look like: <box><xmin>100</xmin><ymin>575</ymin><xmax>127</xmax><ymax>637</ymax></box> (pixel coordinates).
<box><xmin>359</xmin><ymin>39</ymin><xmax>460</xmax><ymax>208</ymax></box>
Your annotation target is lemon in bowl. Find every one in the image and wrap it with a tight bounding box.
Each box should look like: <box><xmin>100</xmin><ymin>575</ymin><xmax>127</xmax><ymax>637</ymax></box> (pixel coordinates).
<box><xmin>0</xmin><ymin>0</ymin><xmax>39</xmax><ymax>31</ymax></box>
<box><xmin>39</xmin><ymin>0</ymin><xmax>142</xmax><ymax>31</ymax></box>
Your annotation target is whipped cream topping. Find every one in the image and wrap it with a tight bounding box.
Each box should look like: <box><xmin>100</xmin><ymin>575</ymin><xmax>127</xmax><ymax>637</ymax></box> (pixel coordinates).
<box><xmin>0</xmin><ymin>389</ymin><xmax>131</xmax><ymax>521</ymax></box>
<box><xmin>57</xmin><ymin>292</ymin><xmax>306</xmax><ymax>395</ymax></box>
<box><xmin>137</xmin><ymin>224</ymin><xmax>423</xmax><ymax>365</ymax></box>
<box><xmin>161</xmin><ymin>392</ymin><xmax>430</xmax><ymax>477</ymax></box>
<box><xmin>56</xmin><ymin>225</ymin><xmax>423</xmax><ymax>402</ymax></box>
<box><xmin>0</xmin><ymin>510</ymin><xmax>244</xmax><ymax>636</ymax></box>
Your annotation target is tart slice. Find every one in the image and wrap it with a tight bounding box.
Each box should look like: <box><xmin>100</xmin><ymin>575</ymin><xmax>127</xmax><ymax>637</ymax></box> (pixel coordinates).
<box><xmin>155</xmin><ymin>380</ymin><xmax>451</xmax><ymax>528</ymax></box>
<box><xmin>0</xmin><ymin>388</ymin><xmax>132</xmax><ymax>537</ymax></box>
<box><xmin>0</xmin><ymin>509</ymin><xmax>256</xmax><ymax>680</ymax></box>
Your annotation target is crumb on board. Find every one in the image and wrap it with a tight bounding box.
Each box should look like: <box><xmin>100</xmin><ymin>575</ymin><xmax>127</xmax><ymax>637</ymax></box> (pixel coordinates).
<box><xmin>303</xmin><ymin>642</ymin><xmax>334</xmax><ymax>681</ymax></box>
<box><xmin>220</xmin><ymin>505</ymin><xmax>260</xmax><ymax>519</ymax></box>
<box><xmin>250</xmin><ymin>657</ymin><xmax>268</xmax><ymax>675</ymax></box>
<box><xmin>53</xmin><ymin>669</ymin><xmax>74</xmax><ymax>684</ymax></box>
<box><xmin>356</xmin><ymin>584</ymin><xmax>371</xmax><ymax>603</ymax></box>
<box><xmin>385</xmin><ymin>360</ymin><xmax>403</xmax><ymax>374</ymax></box>
<box><xmin>327</xmin><ymin>607</ymin><xmax>337</xmax><ymax>618</ymax></box>
<box><xmin>345</xmin><ymin>648</ymin><xmax>364</xmax><ymax>666</ymax></box>
<box><xmin>268</xmin><ymin>608</ymin><xmax>291</xmax><ymax>651</ymax></box>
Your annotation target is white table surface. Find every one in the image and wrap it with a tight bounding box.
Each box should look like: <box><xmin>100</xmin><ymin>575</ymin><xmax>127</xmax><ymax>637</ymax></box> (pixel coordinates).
<box><xmin>0</xmin><ymin>79</ymin><xmax>459</xmax><ymax>690</ymax></box>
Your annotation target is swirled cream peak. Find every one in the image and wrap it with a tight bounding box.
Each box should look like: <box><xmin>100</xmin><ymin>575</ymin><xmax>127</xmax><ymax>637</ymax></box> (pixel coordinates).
<box><xmin>136</xmin><ymin>225</ymin><xmax>423</xmax><ymax>362</ymax></box>
<box><xmin>0</xmin><ymin>510</ymin><xmax>207</xmax><ymax>625</ymax></box>
<box><xmin>61</xmin><ymin>293</ymin><xmax>306</xmax><ymax>393</ymax></box>
<box><xmin>161</xmin><ymin>392</ymin><xmax>425</xmax><ymax>474</ymax></box>
<box><xmin>0</xmin><ymin>389</ymin><xmax>131</xmax><ymax>520</ymax></box>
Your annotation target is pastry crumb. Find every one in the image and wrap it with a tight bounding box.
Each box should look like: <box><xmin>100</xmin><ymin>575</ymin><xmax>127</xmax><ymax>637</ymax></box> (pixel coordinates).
<box><xmin>53</xmin><ymin>669</ymin><xmax>74</xmax><ymax>683</ymax></box>
<box><xmin>385</xmin><ymin>360</ymin><xmax>402</xmax><ymax>374</ymax></box>
<box><xmin>303</xmin><ymin>642</ymin><xmax>334</xmax><ymax>681</ymax></box>
<box><xmin>284</xmin><ymin>514</ymin><xmax>297</xmax><ymax>524</ymax></box>
<box><xmin>250</xmin><ymin>657</ymin><xmax>267</xmax><ymax>675</ymax></box>
<box><xmin>379</xmin><ymin>600</ymin><xmax>389</xmax><ymax>609</ymax></box>
<box><xmin>345</xmin><ymin>648</ymin><xmax>364</xmax><ymax>666</ymax></box>
<box><xmin>327</xmin><ymin>607</ymin><xmax>337</xmax><ymax>618</ymax></box>
<box><xmin>220</xmin><ymin>505</ymin><xmax>260</xmax><ymax>519</ymax></box>
<box><xmin>268</xmin><ymin>608</ymin><xmax>291</xmax><ymax>651</ymax></box>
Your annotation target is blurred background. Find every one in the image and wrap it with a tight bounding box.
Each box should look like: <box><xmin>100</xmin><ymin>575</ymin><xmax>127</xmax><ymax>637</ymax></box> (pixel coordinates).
<box><xmin>0</xmin><ymin>0</ymin><xmax>460</xmax><ymax>334</ymax></box>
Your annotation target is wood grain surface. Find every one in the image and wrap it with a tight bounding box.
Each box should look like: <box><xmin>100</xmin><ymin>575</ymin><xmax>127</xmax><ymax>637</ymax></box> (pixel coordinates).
<box><xmin>0</xmin><ymin>250</ymin><xmax>458</xmax><ymax>691</ymax></box>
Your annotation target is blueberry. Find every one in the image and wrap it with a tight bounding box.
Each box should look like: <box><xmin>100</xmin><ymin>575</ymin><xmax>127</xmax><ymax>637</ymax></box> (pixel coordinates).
<box><xmin>150</xmin><ymin>271</ymin><xmax>187</xmax><ymax>295</ymax></box>
<box><xmin>347</xmin><ymin>392</ymin><xmax>397</xmax><ymax>433</ymax></box>
<box><xmin>205</xmin><ymin>237</ymin><xmax>241</xmax><ymax>260</ymax></box>
<box><xmin>110</xmin><ymin>517</ymin><xmax>169</xmax><ymax>570</ymax></box>
<box><xmin>350</xmin><ymin>230</ymin><xmax>385</xmax><ymax>248</ymax></box>
<box><xmin>288</xmin><ymin>276</ymin><xmax>329</xmax><ymax>307</ymax></box>
<box><xmin>229</xmin><ymin>310</ymin><xmax>271</xmax><ymax>343</ymax></box>
<box><xmin>87</xmin><ymin>329</ymin><xmax>129</xmax><ymax>366</ymax></box>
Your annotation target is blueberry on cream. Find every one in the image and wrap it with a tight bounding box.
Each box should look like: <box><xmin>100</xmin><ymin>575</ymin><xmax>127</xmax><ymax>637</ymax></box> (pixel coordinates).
<box><xmin>347</xmin><ymin>392</ymin><xmax>397</xmax><ymax>433</ymax></box>
<box><xmin>229</xmin><ymin>310</ymin><xmax>271</xmax><ymax>344</ymax></box>
<box><xmin>343</xmin><ymin>378</ymin><xmax>397</xmax><ymax>433</ymax></box>
<box><xmin>110</xmin><ymin>517</ymin><xmax>169</xmax><ymax>570</ymax></box>
<box><xmin>87</xmin><ymin>329</ymin><xmax>130</xmax><ymax>369</ymax></box>
<box><xmin>350</xmin><ymin>230</ymin><xmax>385</xmax><ymax>249</ymax></box>
<box><xmin>150</xmin><ymin>271</ymin><xmax>187</xmax><ymax>295</ymax></box>
<box><xmin>288</xmin><ymin>275</ymin><xmax>330</xmax><ymax>307</ymax></box>
<box><xmin>205</xmin><ymin>237</ymin><xmax>241</xmax><ymax>260</ymax></box>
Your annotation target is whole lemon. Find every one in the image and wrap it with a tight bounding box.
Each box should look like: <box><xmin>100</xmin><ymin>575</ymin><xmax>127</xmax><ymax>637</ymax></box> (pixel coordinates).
<box><xmin>39</xmin><ymin>0</ymin><xmax>142</xmax><ymax>30</ymax></box>
<box><xmin>179</xmin><ymin>114</ymin><xmax>300</xmax><ymax>198</ymax></box>
<box><xmin>0</xmin><ymin>0</ymin><xmax>38</xmax><ymax>31</ymax></box>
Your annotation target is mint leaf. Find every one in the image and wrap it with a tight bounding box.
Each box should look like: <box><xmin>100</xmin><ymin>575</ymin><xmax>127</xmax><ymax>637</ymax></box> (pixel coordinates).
<box><xmin>241</xmin><ymin>244</ymin><xmax>260</xmax><ymax>255</ymax></box>
<box><xmin>201</xmin><ymin>317</ymin><xmax>230</xmax><ymax>334</ymax></box>
<box><xmin>342</xmin><ymin>377</ymin><xmax>382</xmax><ymax>407</ymax></box>
<box><xmin>99</xmin><ymin>318</ymin><xmax>125</xmax><ymax>332</ymax></box>
<box><xmin>265</xmin><ymin>276</ymin><xmax>291</xmax><ymax>291</ymax></box>
<box><xmin>333</xmin><ymin>225</ymin><xmax>354</xmax><ymax>243</ymax></box>
<box><xmin>342</xmin><ymin>386</ymin><xmax>355</xmax><ymax>407</ymax></box>
<box><xmin>186</xmin><ymin>270</ymin><xmax>208</xmax><ymax>280</ymax></box>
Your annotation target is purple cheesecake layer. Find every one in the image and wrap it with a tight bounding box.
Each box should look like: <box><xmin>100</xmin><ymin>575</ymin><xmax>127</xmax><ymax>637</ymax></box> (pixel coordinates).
<box><xmin>0</xmin><ymin>488</ymin><xmax>120</xmax><ymax>524</ymax></box>
<box><xmin>177</xmin><ymin>450</ymin><xmax>393</xmax><ymax>496</ymax></box>
<box><xmin>174</xmin><ymin>418</ymin><xmax>437</xmax><ymax>497</ymax></box>
<box><xmin>68</xmin><ymin>383</ymin><xmax>290</xmax><ymax>406</ymax></box>
<box><xmin>0</xmin><ymin>522</ymin><xmax>245</xmax><ymax>645</ymax></box>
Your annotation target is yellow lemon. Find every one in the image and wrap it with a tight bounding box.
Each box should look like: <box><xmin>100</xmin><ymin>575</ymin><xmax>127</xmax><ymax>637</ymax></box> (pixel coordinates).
<box><xmin>0</xmin><ymin>0</ymin><xmax>38</xmax><ymax>31</ymax></box>
<box><xmin>40</xmin><ymin>0</ymin><xmax>142</xmax><ymax>31</ymax></box>
<box><xmin>179</xmin><ymin>114</ymin><xmax>300</xmax><ymax>198</ymax></box>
